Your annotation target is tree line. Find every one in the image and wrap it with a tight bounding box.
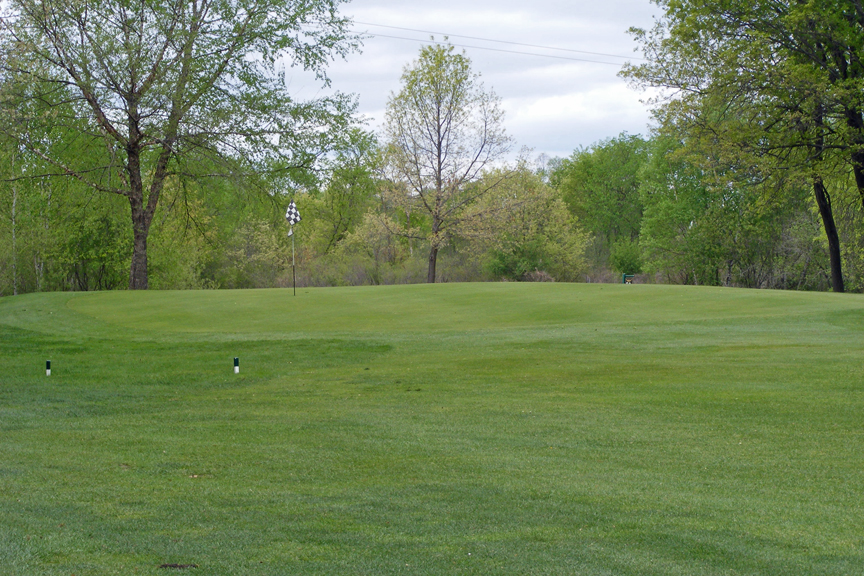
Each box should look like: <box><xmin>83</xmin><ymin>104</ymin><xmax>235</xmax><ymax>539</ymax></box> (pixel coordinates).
<box><xmin>1</xmin><ymin>0</ymin><xmax>862</xmax><ymax>294</ymax></box>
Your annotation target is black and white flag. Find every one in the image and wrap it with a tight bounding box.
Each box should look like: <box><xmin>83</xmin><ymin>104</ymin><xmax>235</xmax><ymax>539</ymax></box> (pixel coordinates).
<box><xmin>285</xmin><ymin>201</ymin><xmax>302</xmax><ymax>226</ymax></box>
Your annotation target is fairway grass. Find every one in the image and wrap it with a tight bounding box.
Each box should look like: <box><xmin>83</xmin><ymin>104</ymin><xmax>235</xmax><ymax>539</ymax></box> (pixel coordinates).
<box><xmin>1</xmin><ymin>283</ymin><xmax>863</xmax><ymax>575</ymax></box>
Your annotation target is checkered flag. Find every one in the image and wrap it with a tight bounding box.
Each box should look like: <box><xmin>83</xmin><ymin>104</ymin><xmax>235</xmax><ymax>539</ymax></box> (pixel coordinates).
<box><xmin>285</xmin><ymin>201</ymin><xmax>301</xmax><ymax>226</ymax></box>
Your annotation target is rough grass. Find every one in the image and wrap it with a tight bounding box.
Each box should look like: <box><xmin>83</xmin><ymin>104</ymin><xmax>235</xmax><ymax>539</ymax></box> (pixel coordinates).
<box><xmin>1</xmin><ymin>283</ymin><xmax>863</xmax><ymax>575</ymax></box>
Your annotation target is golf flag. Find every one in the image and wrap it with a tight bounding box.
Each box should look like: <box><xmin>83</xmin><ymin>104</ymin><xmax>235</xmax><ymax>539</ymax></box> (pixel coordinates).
<box><xmin>286</xmin><ymin>200</ymin><xmax>301</xmax><ymax>295</ymax></box>
<box><xmin>286</xmin><ymin>201</ymin><xmax>301</xmax><ymax>226</ymax></box>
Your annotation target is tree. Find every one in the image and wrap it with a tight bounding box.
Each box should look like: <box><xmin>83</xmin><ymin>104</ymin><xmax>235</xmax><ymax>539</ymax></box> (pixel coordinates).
<box><xmin>0</xmin><ymin>68</ymin><xmax>133</xmax><ymax>295</ymax></box>
<box><xmin>553</xmin><ymin>134</ymin><xmax>647</xmax><ymax>242</ymax></box>
<box><xmin>0</xmin><ymin>0</ymin><xmax>357</xmax><ymax>289</ymax></box>
<box><xmin>305</xmin><ymin>129</ymin><xmax>380</xmax><ymax>255</ymax></box>
<box><xmin>550</xmin><ymin>133</ymin><xmax>647</xmax><ymax>271</ymax></box>
<box><xmin>383</xmin><ymin>43</ymin><xmax>512</xmax><ymax>283</ymax></box>
<box><xmin>478</xmin><ymin>168</ymin><xmax>588</xmax><ymax>282</ymax></box>
<box><xmin>622</xmin><ymin>0</ymin><xmax>864</xmax><ymax>292</ymax></box>
<box><xmin>636</xmin><ymin>133</ymin><xmax>828</xmax><ymax>289</ymax></box>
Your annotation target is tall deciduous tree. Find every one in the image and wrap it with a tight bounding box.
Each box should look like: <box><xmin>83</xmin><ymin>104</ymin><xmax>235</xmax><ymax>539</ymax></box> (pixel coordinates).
<box><xmin>553</xmin><ymin>134</ymin><xmax>647</xmax><ymax>243</ymax></box>
<box><xmin>551</xmin><ymin>133</ymin><xmax>647</xmax><ymax>271</ymax></box>
<box><xmin>0</xmin><ymin>0</ymin><xmax>357</xmax><ymax>289</ymax></box>
<box><xmin>384</xmin><ymin>43</ymin><xmax>512</xmax><ymax>283</ymax></box>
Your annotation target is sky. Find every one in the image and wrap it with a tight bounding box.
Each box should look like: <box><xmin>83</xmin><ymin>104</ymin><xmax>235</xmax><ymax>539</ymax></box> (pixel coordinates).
<box><xmin>287</xmin><ymin>0</ymin><xmax>662</xmax><ymax>161</ymax></box>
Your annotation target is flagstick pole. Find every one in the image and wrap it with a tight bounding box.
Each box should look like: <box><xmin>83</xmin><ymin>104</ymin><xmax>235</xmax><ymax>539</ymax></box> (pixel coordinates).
<box><xmin>292</xmin><ymin>227</ymin><xmax>296</xmax><ymax>297</ymax></box>
<box><xmin>286</xmin><ymin>201</ymin><xmax>300</xmax><ymax>296</ymax></box>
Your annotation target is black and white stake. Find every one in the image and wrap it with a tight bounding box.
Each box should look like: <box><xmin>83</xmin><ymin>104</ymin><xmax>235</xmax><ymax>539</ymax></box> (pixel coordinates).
<box><xmin>46</xmin><ymin>360</ymin><xmax>51</xmax><ymax>376</ymax></box>
<box><xmin>234</xmin><ymin>357</ymin><xmax>240</xmax><ymax>374</ymax></box>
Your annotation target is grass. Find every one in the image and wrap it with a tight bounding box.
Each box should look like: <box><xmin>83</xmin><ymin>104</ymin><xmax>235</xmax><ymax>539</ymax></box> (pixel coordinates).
<box><xmin>1</xmin><ymin>282</ymin><xmax>863</xmax><ymax>575</ymax></box>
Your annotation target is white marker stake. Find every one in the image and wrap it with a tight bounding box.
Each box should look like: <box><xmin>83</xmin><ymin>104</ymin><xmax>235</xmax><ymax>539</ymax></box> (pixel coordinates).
<box><xmin>46</xmin><ymin>360</ymin><xmax>51</xmax><ymax>376</ymax></box>
<box><xmin>234</xmin><ymin>357</ymin><xmax>239</xmax><ymax>374</ymax></box>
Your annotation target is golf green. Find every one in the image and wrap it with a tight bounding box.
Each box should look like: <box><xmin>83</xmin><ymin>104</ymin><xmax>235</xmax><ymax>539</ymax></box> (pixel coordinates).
<box><xmin>1</xmin><ymin>283</ymin><xmax>862</xmax><ymax>575</ymax></box>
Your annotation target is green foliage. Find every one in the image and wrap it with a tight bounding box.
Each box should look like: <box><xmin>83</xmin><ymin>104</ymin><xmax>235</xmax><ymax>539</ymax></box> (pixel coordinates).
<box><xmin>146</xmin><ymin>181</ymin><xmax>215</xmax><ymax>290</ymax></box>
<box><xmin>487</xmin><ymin>237</ymin><xmax>548</xmax><ymax>281</ymax></box>
<box><xmin>638</xmin><ymin>135</ymin><xmax>829</xmax><ymax>289</ymax></box>
<box><xmin>323</xmin><ymin>213</ymin><xmax>425</xmax><ymax>286</ymax></box>
<box><xmin>622</xmin><ymin>0</ymin><xmax>864</xmax><ymax>292</ymax></box>
<box><xmin>481</xmin><ymin>169</ymin><xmax>587</xmax><ymax>282</ymax></box>
<box><xmin>221</xmin><ymin>220</ymin><xmax>293</xmax><ymax>289</ymax></box>
<box><xmin>3</xmin><ymin>0</ymin><xmax>360</xmax><ymax>288</ymax></box>
<box><xmin>0</xmin><ymin>131</ymin><xmax>134</xmax><ymax>294</ymax></box>
<box><xmin>609</xmin><ymin>238</ymin><xmax>642</xmax><ymax>275</ymax></box>
<box><xmin>304</xmin><ymin>129</ymin><xmax>380</xmax><ymax>255</ymax></box>
<box><xmin>9</xmin><ymin>0</ymin><xmax>864</xmax><ymax>293</ymax></box>
<box><xmin>50</xmin><ymin>195</ymin><xmax>131</xmax><ymax>292</ymax></box>
<box><xmin>550</xmin><ymin>134</ymin><xmax>648</xmax><ymax>276</ymax></box>
<box><xmin>553</xmin><ymin>133</ymin><xmax>647</xmax><ymax>244</ymax></box>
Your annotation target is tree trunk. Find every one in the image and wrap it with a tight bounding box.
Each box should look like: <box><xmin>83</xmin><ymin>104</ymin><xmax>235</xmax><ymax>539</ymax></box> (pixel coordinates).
<box><xmin>851</xmin><ymin>149</ymin><xmax>864</xmax><ymax>212</ymax></box>
<box><xmin>125</xmin><ymin>136</ymin><xmax>168</xmax><ymax>290</ymax></box>
<box><xmin>11</xmin><ymin>185</ymin><xmax>18</xmax><ymax>296</ymax></box>
<box><xmin>844</xmin><ymin>107</ymin><xmax>864</xmax><ymax>211</ymax></box>
<box><xmin>427</xmin><ymin>245</ymin><xmax>438</xmax><ymax>283</ymax></box>
<box><xmin>812</xmin><ymin>176</ymin><xmax>844</xmax><ymax>293</ymax></box>
<box><xmin>128</xmin><ymin>194</ymin><xmax>152</xmax><ymax>290</ymax></box>
<box><xmin>427</xmin><ymin>216</ymin><xmax>441</xmax><ymax>283</ymax></box>
<box><xmin>812</xmin><ymin>101</ymin><xmax>844</xmax><ymax>293</ymax></box>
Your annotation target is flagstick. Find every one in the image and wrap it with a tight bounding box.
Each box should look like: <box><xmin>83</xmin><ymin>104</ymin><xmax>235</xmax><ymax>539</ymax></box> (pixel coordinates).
<box><xmin>291</xmin><ymin>226</ymin><xmax>296</xmax><ymax>297</ymax></box>
<box><xmin>286</xmin><ymin>201</ymin><xmax>300</xmax><ymax>296</ymax></box>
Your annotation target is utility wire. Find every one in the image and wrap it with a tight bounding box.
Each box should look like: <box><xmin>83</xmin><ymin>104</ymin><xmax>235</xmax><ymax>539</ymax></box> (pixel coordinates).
<box><xmin>354</xmin><ymin>20</ymin><xmax>644</xmax><ymax>62</ymax></box>
<box><xmin>356</xmin><ymin>32</ymin><xmax>629</xmax><ymax>66</ymax></box>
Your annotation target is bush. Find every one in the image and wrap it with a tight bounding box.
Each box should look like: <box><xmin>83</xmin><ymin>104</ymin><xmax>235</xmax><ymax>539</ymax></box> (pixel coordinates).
<box><xmin>609</xmin><ymin>238</ymin><xmax>642</xmax><ymax>275</ymax></box>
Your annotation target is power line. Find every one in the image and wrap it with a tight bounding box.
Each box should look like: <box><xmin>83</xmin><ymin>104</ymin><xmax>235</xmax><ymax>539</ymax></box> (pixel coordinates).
<box><xmin>354</xmin><ymin>20</ymin><xmax>644</xmax><ymax>62</ymax></box>
<box><xmin>356</xmin><ymin>32</ymin><xmax>628</xmax><ymax>66</ymax></box>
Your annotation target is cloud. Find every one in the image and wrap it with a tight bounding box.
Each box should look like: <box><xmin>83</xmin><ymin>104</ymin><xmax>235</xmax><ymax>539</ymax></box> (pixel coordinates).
<box><xmin>285</xmin><ymin>0</ymin><xmax>661</xmax><ymax>155</ymax></box>
<box><xmin>504</xmin><ymin>84</ymin><xmax>656</xmax><ymax>158</ymax></box>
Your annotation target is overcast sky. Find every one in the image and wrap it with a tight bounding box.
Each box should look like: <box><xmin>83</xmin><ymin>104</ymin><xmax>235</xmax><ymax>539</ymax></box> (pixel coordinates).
<box><xmin>288</xmin><ymin>0</ymin><xmax>661</xmax><ymax>160</ymax></box>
